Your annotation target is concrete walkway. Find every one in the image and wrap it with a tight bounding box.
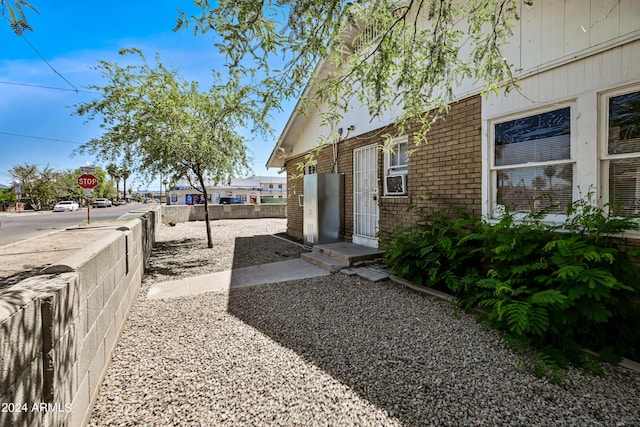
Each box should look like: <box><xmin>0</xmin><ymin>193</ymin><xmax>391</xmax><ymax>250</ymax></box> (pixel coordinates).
<box><xmin>147</xmin><ymin>258</ymin><xmax>331</xmax><ymax>299</ymax></box>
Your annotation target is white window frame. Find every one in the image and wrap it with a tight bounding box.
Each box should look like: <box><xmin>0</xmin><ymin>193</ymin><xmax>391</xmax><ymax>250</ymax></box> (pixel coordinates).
<box><xmin>488</xmin><ymin>102</ymin><xmax>577</xmax><ymax>222</ymax></box>
<box><xmin>383</xmin><ymin>135</ymin><xmax>409</xmax><ymax>196</ymax></box>
<box><xmin>600</xmin><ymin>84</ymin><xmax>640</xmax><ymax>217</ymax></box>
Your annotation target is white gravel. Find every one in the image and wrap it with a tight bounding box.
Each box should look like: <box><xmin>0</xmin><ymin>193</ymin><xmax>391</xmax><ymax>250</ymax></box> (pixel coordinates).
<box><xmin>89</xmin><ymin>218</ymin><xmax>640</xmax><ymax>426</ymax></box>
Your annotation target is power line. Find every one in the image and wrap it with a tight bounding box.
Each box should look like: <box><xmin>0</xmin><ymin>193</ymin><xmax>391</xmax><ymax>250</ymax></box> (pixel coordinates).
<box><xmin>0</xmin><ymin>131</ymin><xmax>84</xmax><ymax>145</ymax></box>
<box><xmin>1</xmin><ymin>14</ymin><xmax>88</xmax><ymax>94</ymax></box>
<box><xmin>19</xmin><ymin>34</ymin><xmax>79</xmax><ymax>92</ymax></box>
<box><xmin>0</xmin><ymin>80</ymin><xmax>98</xmax><ymax>94</ymax></box>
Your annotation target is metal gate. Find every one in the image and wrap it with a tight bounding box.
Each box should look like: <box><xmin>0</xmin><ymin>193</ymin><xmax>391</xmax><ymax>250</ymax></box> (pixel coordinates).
<box><xmin>353</xmin><ymin>144</ymin><xmax>379</xmax><ymax>247</ymax></box>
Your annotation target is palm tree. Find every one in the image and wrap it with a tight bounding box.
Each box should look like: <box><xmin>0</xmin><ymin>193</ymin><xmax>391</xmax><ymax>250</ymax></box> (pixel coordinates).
<box><xmin>106</xmin><ymin>163</ymin><xmax>121</xmax><ymax>198</ymax></box>
<box><xmin>544</xmin><ymin>165</ymin><xmax>557</xmax><ymax>189</ymax></box>
<box><xmin>121</xmin><ymin>167</ymin><xmax>131</xmax><ymax>201</ymax></box>
<box><xmin>532</xmin><ymin>176</ymin><xmax>546</xmax><ymax>191</ymax></box>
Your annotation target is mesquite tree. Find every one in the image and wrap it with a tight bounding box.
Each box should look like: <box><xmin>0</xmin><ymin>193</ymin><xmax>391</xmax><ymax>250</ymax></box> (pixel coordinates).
<box><xmin>1</xmin><ymin>0</ymin><xmax>37</xmax><ymax>35</ymax></box>
<box><xmin>177</xmin><ymin>0</ymin><xmax>532</xmax><ymax>141</ymax></box>
<box><xmin>74</xmin><ymin>49</ymin><xmax>266</xmax><ymax>247</ymax></box>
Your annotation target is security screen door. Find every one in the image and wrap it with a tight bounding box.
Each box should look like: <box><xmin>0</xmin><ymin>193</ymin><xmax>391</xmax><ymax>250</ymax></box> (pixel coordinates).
<box><xmin>353</xmin><ymin>144</ymin><xmax>379</xmax><ymax>248</ymax></box>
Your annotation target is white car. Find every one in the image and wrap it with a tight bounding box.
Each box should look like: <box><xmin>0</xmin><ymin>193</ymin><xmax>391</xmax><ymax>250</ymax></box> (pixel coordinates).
<box><xmin>53</xmin><ymin>201</ymin><xmax>79</xmax><ymax>212</ymax></box>
<box><xmin>93</xmin><ymin>198</ymin><xmax>112</xmax><ymax>208</ymax></box>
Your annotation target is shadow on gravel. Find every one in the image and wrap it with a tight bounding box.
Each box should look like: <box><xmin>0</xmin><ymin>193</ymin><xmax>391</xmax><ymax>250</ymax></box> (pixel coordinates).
<box><xmin>226</xmin><ymin>236</ymin><xmax>450</xmax><ymax>424</ymax></box>
<box><xmin>225</xmin><ymin>227</ymin><xmax>485</xmax><ymax>427</ymax></box>
<box><xmin>231</xmin><ymin>235</ymin><xmax>308</xmax><ymax>269</ymax></box>
<box><xmin>143</xmin><ymin>239</ymin><xmax>196</xmax><ymax>281</ymax></box>
<box><xmin>144</xmin><ymin>233</ymin><xmax>309</xmax><ymax>283</ymax></box>
<box><xmin>226</xmin><ymin>277</ymin><xmax>442</xmax><ymax>425</ymax></box>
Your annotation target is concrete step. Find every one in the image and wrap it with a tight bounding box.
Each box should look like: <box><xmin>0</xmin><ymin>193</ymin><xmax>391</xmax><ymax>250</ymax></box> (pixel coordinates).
<box><xmin>301</xmin><ymin>251</ymin><xmax>349</xmax><ymax>272</ymax></box>
<box><xmin>312</xmin><ymin>242</ymin><xmax>384</xmax><ymax>265</ymax></box>
<box><xmin>340</xmin><ymin>266</ymin><xmax>390</xmax><ymax>282</ymax></box>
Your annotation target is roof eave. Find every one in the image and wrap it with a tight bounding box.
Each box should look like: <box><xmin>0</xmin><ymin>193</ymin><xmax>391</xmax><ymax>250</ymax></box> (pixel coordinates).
<box><xmin>266</xmin><ymin>58</ymin><xmax>327</xmax><ymax>169</ymax></box>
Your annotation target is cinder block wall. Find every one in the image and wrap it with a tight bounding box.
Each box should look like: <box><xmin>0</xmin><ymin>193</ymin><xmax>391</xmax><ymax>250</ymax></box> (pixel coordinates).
<box><xmin>284</xmin><ymin>95</ymin><xmax>482</xmax><ymax>242</ymax></box>
<box><xmin>0</xmin><ymin>208</ymin><xmax>160</xmax><ymax>427</ymax></box>
<box><xmin>161</xmin><ymin>204</ymin><xmax>287</xmax><ymax>224</ymax></box>
<box><xmin>0</xmin><ymin>288</ymin><xmax>44</xmax><ymax>427</ymax></box>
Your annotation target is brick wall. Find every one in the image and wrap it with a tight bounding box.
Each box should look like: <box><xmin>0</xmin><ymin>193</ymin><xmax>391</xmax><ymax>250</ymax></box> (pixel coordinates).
<box><xmin>379</xmin><ymin>95</ymin><xmax>482</xmax><ymax>236</ymax></box>
<box><xmin>285</xmin><ymin>126</ymin><xmax>391</xmax><ymax>241</ymax></box>
<box><xmin>284</xmin><ymin>94</ymin><xmax>481</xmax><ymax>243</ymax></box>
<box><xmin>285</xmin><ymin>160</ymin><xmax>305</xmax><ymax>239</ymax></box>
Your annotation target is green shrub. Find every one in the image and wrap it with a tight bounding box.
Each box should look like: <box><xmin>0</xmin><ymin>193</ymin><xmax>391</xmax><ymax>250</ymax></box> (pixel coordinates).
<box><xmin>380</xmin><ymin>201</ymin><xmax>483</xmax><ymax>298</ymax></box>
<box><xmin>381</xmin><ymin>195</ymin><xmax>640</xmax><ymax>377</ymax></box>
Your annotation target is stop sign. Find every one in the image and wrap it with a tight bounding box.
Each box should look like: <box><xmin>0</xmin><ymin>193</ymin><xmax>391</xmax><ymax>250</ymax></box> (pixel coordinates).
<box><xmin>77</xmin><ymin>174</ymin><xmax>98</xmax><ymax>189</ymax></box>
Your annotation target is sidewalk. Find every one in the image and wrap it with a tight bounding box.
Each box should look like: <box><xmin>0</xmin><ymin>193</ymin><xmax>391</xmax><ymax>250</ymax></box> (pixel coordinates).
<box><xmin>147</xmin><ymin>258</ymin><xmax>331</xmax><ymax>299</ymax></box>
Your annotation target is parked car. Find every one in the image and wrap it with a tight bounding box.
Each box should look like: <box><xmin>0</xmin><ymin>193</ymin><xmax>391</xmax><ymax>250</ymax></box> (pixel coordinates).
<box><xmin>53</xmin><ymin>200</ymin><xmax>79</xmax><ymax>212</ymax></box>
<box><xmin>92</xmin><ymin>198</ymin><xmax>112</xmax><ymax>208</ymax></box>
<box><xmin>115</xmin><ymin>199</ymin><xmax>127</xmax><ymax>206</ymax></box>
<box><xmin>219</xmin><ymin>197</ymin><xmax>242</xmax><ymax>205</ymax></box>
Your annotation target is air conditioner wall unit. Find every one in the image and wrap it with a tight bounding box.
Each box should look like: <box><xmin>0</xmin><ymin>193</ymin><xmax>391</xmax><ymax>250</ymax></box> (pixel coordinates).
<box><xmin>385</xmin><ymin>174</ymin><xmax>407</xmax><ymax>195</ymax></box>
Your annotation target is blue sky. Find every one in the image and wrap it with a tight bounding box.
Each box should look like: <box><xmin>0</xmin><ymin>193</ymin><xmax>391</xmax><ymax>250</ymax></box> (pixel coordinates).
<box><xmin>0</xmin><ymin>1</ymin><xmax>291</xmax><ymax>189</ymax></box>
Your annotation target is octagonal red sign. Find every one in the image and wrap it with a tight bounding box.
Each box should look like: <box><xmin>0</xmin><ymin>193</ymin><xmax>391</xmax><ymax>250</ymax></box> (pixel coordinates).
<box><xmin>77</xmin><ymin>174</ymin><xmax>98</xmax><ymax>189</ymax></box>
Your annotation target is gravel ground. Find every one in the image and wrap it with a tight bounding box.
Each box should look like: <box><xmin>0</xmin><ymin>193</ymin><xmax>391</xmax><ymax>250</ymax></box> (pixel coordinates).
<box><xmin>89</xmin><ymin>218</ymin><xmax>640</xmax><ymax>426</ymax></box>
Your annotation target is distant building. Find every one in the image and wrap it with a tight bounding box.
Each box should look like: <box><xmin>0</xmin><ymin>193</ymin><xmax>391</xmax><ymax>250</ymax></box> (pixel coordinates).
<box><xmin>168</xmin><ymin>175</ymin><xmax>286</xmax><ymax>205</ymax></box>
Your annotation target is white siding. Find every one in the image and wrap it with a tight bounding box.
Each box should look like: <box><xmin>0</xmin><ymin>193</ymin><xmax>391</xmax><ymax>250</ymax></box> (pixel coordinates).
<box><xmin>518</xmin><ymin>0</ymin><xmax>639</xmax><ymax>72</ymax></box>
<box><xmin>621</xmin><ymin>0</ymin><xmax>640</xmax><ymax>35</ymax></box>
<box><xmin>564</xmin><ymin>0</ymin><xmax>590</xmax><ymax>53</ymax></box>
<box><xmin>540</xmin><ymin>0</ymin><xmax>566</xmax><ymax>63</ymax></box>
<box><xmin>520</xmin><ymin>0</ymin><xmax>543</xmax><ymax>70</ymax></box>
<box><xmin>280</xmin><ymin>0</ymin><xmax>640</xmax><ymax>163</ymax></box>
<box><xmin>482</xmin><ymin>39</ymin><xmax>640</xmax><ymax>217</ymax></box>
<box><xmin>589</xmin><ymin>0</ymin><xmax>623</xmax><ymax>46</ymax></box>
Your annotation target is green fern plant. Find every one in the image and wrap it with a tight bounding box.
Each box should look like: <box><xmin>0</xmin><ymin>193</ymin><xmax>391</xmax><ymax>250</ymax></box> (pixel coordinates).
<box><xmin>380</xmin><ymin>198</ymin><xmax>483</xmax><ymax>293</ymax></box>
<box><xmin>382</xmin><ymin>194</ymin><xmax>640</xmax><ymax>380</ymax></box>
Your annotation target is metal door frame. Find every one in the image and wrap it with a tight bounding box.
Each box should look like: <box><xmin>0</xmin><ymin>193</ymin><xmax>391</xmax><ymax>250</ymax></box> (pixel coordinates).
<box><xmin>352</xmin><ymin>144</ymin><xmax>379</xmax><ymax>248</ymax></box>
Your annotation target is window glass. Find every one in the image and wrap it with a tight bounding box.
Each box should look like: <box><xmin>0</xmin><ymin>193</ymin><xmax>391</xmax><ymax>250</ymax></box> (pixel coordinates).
<box><xmin>384</xmin><ymin>136</ymin><xmax>408</xmax><ymax>196</ymax></box>
<box><xmin>609</xmin><ymin>158</ymin><xmax>640</xmax><ymax>215</ymax></box>
<box><xmin>390</xmin><ymin>141</ymin><xmax>409</xmax><ymax>167</ymax></box>
<box><xmin>493</xmin><ymin>107</ymin><xmax>573</xmax><ymax>215</ymax></box>
<box><xmin>495</xmin><ymin>108</ymin><xmax>570</xmax><ymax>166</ymax></box>
<box><xmin>496</xmin><ymin>165</ymin><xmax>573</xmax><ymax>213</ymax></box>
<box><xmin>606</xmin><ymin>90</ymin><xmax>640</xmax><ymax>215</ymax></box>
<box><xmin>608</xmin><ymin>91</ymin><xmax>640</xmax><ymax>155</ymax></box>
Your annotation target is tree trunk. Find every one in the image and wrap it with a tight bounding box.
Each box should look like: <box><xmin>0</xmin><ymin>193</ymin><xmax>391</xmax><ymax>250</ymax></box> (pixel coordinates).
<box><xmin>198</xmin><ymin>175</ymin><xmax>213</xmax><ymax>248</ymax></box>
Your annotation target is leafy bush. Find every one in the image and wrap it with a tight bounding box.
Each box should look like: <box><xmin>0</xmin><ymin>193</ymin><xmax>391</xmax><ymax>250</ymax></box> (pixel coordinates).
<box><xmin>380</xmin><ymin>202</ymin><xmax>483</xmax><ymax>298</ymax></box>
<box><xmin>381</xmin><ymin>196</ymin><xmax>640</xmax><ymax>377</ymax></box>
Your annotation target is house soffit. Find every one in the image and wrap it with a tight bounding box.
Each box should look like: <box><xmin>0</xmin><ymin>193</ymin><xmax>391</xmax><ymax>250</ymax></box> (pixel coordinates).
<box><xmin>267</xmin><ymin>58</ymin><xmax>335</xmax><ymax>168</ymax></box>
